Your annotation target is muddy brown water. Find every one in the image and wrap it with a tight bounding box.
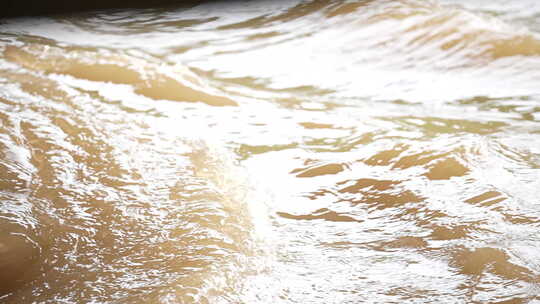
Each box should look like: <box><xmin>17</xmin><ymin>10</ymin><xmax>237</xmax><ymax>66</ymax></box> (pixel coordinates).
<box><xmin>1</xmin><ymin>0</ymin><xmax>540</xmax><ymax>302</ymax></box>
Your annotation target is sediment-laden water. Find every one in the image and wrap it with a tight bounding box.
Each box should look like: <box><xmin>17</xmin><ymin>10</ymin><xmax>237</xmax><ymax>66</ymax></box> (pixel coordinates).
<box><xmin>1</xmin><ymin>0</ymin><xmax>540</xmax><ymax>302</ymax></box>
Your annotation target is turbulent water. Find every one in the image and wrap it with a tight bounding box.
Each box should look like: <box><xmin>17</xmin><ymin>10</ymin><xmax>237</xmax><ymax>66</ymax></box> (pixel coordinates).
<box><xmin>1</xmin><ymin>0</ymin><xmax>540</xmax><ymax>302</ymax></box>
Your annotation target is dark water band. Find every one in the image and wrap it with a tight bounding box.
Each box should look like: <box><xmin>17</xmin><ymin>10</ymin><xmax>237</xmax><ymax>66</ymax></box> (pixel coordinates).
<box><xmin>2</xmin><ymin>0</ymin><xmax>212</xmax><ymax>18</ymax></box>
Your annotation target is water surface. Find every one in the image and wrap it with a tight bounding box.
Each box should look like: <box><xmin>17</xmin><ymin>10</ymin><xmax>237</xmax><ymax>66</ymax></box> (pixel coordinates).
<box><xmin>1</xmin><ymin>0</ymin><xmax>540</xmax><ymax>302</ymax></box>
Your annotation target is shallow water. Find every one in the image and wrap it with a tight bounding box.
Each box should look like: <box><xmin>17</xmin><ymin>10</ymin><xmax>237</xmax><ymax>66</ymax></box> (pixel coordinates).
<box><xmin>1</xmin><ymin>0</ymin><xmax>540</xmax><ymax>302</ymax></box>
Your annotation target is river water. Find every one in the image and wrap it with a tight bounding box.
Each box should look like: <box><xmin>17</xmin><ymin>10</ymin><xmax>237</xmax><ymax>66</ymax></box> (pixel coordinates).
<box><xmin>1</xmin><ymin>0</ymin><xmax>540</xmax><ymax>303</ymax></box>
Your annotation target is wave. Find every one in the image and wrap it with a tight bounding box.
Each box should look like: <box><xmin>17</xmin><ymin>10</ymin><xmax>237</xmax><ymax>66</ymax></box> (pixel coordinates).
<box><xmin>0</xmin><ymin>67</ymin><xmax>267</xmax><ymax>302</ymax></box>
<box><xmin>2</xmin><ymin>43</ymin><xmax>236</xmax><ymax>106</ymax></box>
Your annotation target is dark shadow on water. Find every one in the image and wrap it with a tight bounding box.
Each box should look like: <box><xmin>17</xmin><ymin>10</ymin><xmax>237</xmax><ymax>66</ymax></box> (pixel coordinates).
<box><xmin>1</xmin><ymin>0</ymin><xmax>216</xmax><ymax>18</ymax></box>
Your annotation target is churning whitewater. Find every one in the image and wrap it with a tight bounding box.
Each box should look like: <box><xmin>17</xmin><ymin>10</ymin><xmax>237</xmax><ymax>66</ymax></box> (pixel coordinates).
<box><xmin>1</xmin><ymin>0</ymin><xmax>540</xmax><ymax>302</ymax></box>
